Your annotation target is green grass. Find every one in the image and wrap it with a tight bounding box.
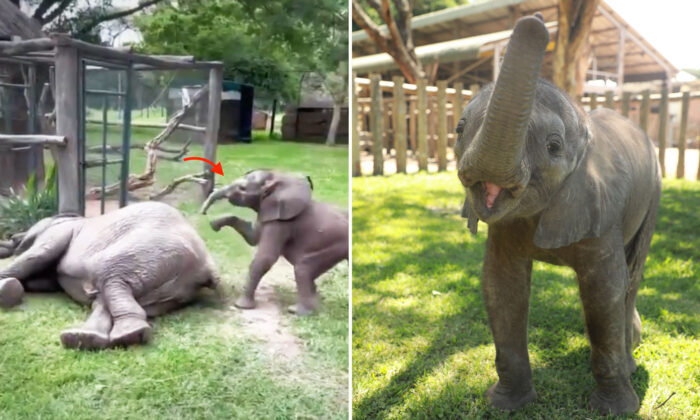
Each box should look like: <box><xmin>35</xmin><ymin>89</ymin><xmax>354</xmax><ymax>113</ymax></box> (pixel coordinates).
<box><xmin>0</xmin><ymin>133</ymin><xmax>349</xmax><ymax>419</ymax></box>
<box><xmin>352</xmin><ymin>174</ymin><xmax>700</xmax><ymax>419</ymax></box>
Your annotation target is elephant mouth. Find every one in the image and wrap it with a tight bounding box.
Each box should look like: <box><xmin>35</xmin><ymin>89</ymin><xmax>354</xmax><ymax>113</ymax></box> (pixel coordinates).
<box><xmin>467</xmin><ymin>181</ymin><xmax>523</xmax><ymax>223</ymax></box>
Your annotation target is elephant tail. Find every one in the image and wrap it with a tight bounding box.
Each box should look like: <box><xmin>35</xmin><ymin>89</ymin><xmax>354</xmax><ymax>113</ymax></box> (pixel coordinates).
<box><xmin>625</xmin><ymin>185</ymin><xmax>660</xmax><ymax>287</ymax></box>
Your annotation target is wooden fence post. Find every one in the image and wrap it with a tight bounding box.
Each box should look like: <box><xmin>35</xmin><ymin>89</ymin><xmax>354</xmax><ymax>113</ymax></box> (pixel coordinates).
<box><xmin>605</xmin><ymin>91</ymin><xmax>614</xmax><ymax>109</ymax></box>
<box><xmin>370</xmin><ymin>74</ymin><xmax>384</xmax><ymax>176</ymax></box>
<box><xmin>437</xmin><ymin>81</ymin><xmax>448</xmax><ymax>171</ymax></box>
<box><xmin>621</xmin><ymin>91</ymin><xmax>631</xmax><ymax>117</ymax></box>
<box><xmin>409</xmin><ymin>99</ymin><xmax>417</xmax><ymax>155</ymax></box>
<box><xmin>676</xmin><ymin>90</ymin><xmax>689</xmax><ymax>179</ymax></box>
<box><xmin>453</xmin><ymin>82</ymin><xmax>464</xmax><ymax>147</ymax></box>
<box><xmin>639</xmin><ymin>89</ymin><xmax>650</xmax><ymax>134</ymax></box>
<box><xmin>417</xmin><ymin>78</ymin><xmax>428</xmax><ymax>171</ymax></box>
<box><xmin>393</xmin><ymin>76</ymin><xmax>407</xmax><ymax>174</ymax></box>
<box><xmin>352</xmin><ymin>73</ymin><xmax>361</xmax><ymax>177</ymax></box>
<box><xmin>469</xmin><ymin>83</ymin><xmax>480</xmax><ymax>97</ymax></box>
<box><xmin>54</xmin><ymin>43</ymin><xmax>81</xmax><ymax>215</ymax></box>
<box><xmin>203</xmin><ymin>66</ymin><xmax>222</xmax><ymax>197</ymax></box>
<box><xmin>590</xmin><ymin>93</ymin><xmax>598</xmax><ymax>110</ymax></box>
<box><xmin>658</xmin><ymin>83</ymin><xmax>669</xmax><ymax>177</ymax></box>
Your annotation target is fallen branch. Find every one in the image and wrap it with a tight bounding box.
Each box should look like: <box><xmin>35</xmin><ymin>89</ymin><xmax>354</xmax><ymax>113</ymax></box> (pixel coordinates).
<box><xmin>655</xmin><ymin>392</ymin><xmax>676</xmax><ymax>409</ymax></box>
<box><xmin>149</xmin><ymin>171</ymin><xmax>208</xmax><ymax>200</ymax></box>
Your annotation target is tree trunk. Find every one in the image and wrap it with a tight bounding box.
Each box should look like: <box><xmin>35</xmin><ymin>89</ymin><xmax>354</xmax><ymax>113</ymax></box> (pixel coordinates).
<box><xmin>326</xmin><ymin>102</ymin><xmax>341</xmax><ymax>146</ymax></box>
<box><xmin>552</xmin><ymin>0</ymin><xmax>600</xmax><ymax>98</ymax></box>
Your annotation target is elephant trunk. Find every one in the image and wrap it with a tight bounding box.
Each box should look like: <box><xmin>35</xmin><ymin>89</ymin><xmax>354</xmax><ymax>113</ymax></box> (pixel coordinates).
<box><xmin>460</xmin><ymin>13</ymin><xmax>549</xmax><ymax>188</ymax></box>
<box><xmin>200</xmin><ymin>184</ymin><xmax>235</xmax><ymax>214</ymax></box>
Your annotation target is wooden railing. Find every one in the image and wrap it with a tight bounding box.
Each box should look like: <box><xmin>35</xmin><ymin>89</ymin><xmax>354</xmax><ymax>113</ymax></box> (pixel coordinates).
<box><xmin>352</xmin><ymin>74</ymin><xmax>700</xmax><ymax>180</ymax></box>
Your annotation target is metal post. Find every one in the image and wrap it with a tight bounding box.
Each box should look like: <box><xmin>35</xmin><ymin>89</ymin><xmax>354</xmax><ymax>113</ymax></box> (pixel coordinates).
<box><xmin>101</xmin><ymin>96</ymin><xmax>108</xmax><ymax>214</ymax></box>
<box><xmin>78</xmin><ymin>59</ymin><xmax>86</xmax><ymax>216</ymax></box>
<box><xmin>120</xmin><ymin>65</ymin><xmax>133</xmax><ymax>207</ymax></box>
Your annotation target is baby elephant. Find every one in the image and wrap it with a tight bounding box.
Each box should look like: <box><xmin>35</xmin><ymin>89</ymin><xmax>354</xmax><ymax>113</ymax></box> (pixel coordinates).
<box><xmin>0</xmin><ymin>202</ymin><xmax>219</xmax><ymax>350</ymax></box>
<box><xmin>201</xmin><ymin>170</ymin><xmax>348</xmax><ymax>315</ymax></box>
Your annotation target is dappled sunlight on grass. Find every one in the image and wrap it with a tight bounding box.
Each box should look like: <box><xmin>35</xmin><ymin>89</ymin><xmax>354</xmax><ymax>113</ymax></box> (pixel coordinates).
<box><xmin>352</xmin><ymin>174</ymin><xmax>700</xmax><ymax>419</ymax></box>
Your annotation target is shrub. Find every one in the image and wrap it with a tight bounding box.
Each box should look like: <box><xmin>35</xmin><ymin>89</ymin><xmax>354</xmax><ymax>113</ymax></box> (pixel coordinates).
<box><xmin>0</xmin><ymin>165</ymin><xmax>58</xmax><ymax>239</ymax></box>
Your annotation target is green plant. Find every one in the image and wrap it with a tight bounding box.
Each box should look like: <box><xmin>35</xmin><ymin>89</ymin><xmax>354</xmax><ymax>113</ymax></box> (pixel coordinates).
<box><xmin>0</xmin><ymin>165</ymin><xmax>58</xmax><ymax>239</ymax></box>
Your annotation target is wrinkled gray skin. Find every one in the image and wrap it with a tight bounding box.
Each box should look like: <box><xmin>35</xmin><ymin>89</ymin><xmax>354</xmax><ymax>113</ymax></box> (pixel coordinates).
<box><xmin>455</xmin><ymin>14</ymin><xmax>661</xmax><ymax>415</ymax></box>
<box><xmin>201</xmin><ymin>170</ymin><xmax>348</xmax><ymax>315</ymax></box>
<box><xmin>0</xmin><ymin>202</ymin><xmax>219</xmax><ymax>349</ymax></box>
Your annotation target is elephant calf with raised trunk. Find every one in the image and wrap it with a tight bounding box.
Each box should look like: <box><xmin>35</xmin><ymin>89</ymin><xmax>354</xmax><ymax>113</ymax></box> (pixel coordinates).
<box><xmin>0</xmin><ymin>202</ymin><xmax>219</xmax><ymax>350</ymax></box>
<box><xmin>201</xmin><ymin>170</ymin><xmax>348</xmax><ymax>315</ymax></box>
<box><xmin>454</xmin><ymin>13</ymin><xmax>660</xmax><ymax>415</ymax></box>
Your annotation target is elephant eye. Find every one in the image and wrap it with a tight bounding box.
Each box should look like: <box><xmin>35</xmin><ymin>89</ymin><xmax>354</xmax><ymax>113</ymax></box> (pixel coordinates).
<box><xmin>456</xmin><ymin>119</ymin><xmax>465</xmax><ymax>134</ymax></box>
<box><xmin>546</xmin><ymin>135</ymin><xmax>563</xmax><ymax>155</ymax></box>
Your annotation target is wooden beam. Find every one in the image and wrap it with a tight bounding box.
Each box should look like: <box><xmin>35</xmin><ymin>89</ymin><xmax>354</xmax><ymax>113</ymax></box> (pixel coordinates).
<box><xmin>0</xmin><ymin>134</ymin><xmax>66</xmax><ymax>146</ymax></box>
<box><xmin>370</xmin><ymin>74</ymin><xmax>384</xmax><ymax>176</ymax></box>
<box><xmin>393</xmin><ymin>76</ymin><xmax>407</xmax><ymax>174</ymax></box>
<box><xmin>202</xmin><ymin>66</ymin><xmax>222</xmax><ymax>197</ymax></box>
<box><xmin>352</xmin><ymin>74</ymin><xmax>361</xmax><ymax>177</ymax></box>
<box><xmin>54</xmin><ymin>43</ymin><xmax>81</xmax><ymax>215</ymax></box>
<box><xmin>676</xmin><ymin>91</ymin><xmax>689</xmax><ymax>179</ymax></box>
<box><xmin>657</xmin><ymin>83</ymin><xmax>669</xmax><ymax>177</ymax></box>
<box><xmin>639</xmin><ymin>89</ymin><xmax>650</xmax><ymax>134</ymax></box>
<box><xmin>0</xmin><ymin>38</ymin><xmax>54</xmax><ymax>56</ymax></box>
<box><xmin>417</xmin><ymin>78</ymin><xmax>428</xmax><ymax>171</ymax></box>
<box><xmin>86</xmin><ymin>119</ymin><xmax>206</xmax><ymax>133</ymax></box>
<box><xmin>437</xmin><ymin>81</ymin><xmax>448</xmax><ymax>172</ymax></box>
<box><xmin>445</xmin><ymin>56</ymin><xmax>490</xmax><ymax>84</ymax></box>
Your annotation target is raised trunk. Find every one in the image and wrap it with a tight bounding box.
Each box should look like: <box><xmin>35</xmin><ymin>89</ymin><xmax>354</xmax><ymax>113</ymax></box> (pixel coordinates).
<box><xmin>199</xmin><ymin>184</ymin><xmax>235</xmax><ymax>214</ymax></box>
<box><xmin>460</xmin><ymin>14</ymin><xmax>550</xmax><ymax>187</ymax></box>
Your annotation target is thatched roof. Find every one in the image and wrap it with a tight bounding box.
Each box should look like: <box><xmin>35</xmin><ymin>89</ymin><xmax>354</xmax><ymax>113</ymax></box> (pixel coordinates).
<box><xmin>0</xmin><ymin>0</ymin><xmax>43</xmax><ymax>40</ymax></box>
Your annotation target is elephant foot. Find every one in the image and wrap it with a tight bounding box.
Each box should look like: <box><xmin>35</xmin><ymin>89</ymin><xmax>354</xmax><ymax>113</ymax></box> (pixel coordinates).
<box><xmin>210</xmin><ymin>220</ymin><xmax>223</xmax><ymax>232</ymax></box>
<box><xmin>60</xmin><ymin>328</ymin><xmax>109</xmax><ymax>350</ymax></box>
<box><xmin>234</xmin><ymin>295</ymin><xmax>256</xmax><ymax>310</ymax></box>
<box><xmin>485</xmin><ymin>381</ymin><xmax>537</xmax><ymax>411</ymax></box>
<box><xmin>0</xmin><ymin>277</ymin><xmax>24</xmax><ymax>309</ymax></box>
<box><xmin>287</xmin><ymin>303</ymin><xmax>315</xmax><ymax>316</ymax></box>
<box><xmin>109</xmin><ymin>318</ymin><xmax>152</xmax><ymax>348</ymax></box>
<box><xmin>590</xmin><ymin>380</ymin><xmax>639</xmax><ymax>415</ymax></box>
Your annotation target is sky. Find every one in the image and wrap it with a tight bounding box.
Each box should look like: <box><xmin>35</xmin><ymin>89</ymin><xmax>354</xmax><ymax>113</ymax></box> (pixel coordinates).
<box><xmin>606</xmin><ymin>0</ymin><xmax>700</xmax><ymax>70</ymax></box>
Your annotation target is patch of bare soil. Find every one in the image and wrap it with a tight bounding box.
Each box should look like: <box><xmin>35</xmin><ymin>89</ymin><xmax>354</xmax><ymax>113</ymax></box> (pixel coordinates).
<box><xmin>232</xmin><ymin>259</ymin><xmax>303</xmax><ymax>360</ymax></box>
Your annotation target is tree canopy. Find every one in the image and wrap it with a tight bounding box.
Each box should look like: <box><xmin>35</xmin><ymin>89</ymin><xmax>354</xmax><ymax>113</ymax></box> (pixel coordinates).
<box><xmin>134</xmin><ymin>0</ymin><xmax>348</xmax><ymax>101</ymax></box>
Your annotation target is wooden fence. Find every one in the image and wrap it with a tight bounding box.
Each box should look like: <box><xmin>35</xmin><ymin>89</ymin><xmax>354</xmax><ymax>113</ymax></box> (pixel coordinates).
<box><xmin>352</xmin><ymin>74</ymin><xmax>700</xmax><ymax>181</ymax></box>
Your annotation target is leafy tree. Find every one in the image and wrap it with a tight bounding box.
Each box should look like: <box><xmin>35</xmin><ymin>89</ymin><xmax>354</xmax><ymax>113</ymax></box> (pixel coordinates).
<box><xmin>135</xmin><ymin>0</ymin><xmax>347</xmax><ymax>103</ymax></box>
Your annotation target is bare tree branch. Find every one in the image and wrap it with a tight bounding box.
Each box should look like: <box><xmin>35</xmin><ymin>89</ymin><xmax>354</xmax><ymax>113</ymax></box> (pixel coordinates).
<box><xmin>78</xmin><ymin>0</ymin><xmax>165</xmax><ymax>35</ymax></box>
<box><xmin>33</xmin><ymin>0</ymin><xmax>59</xmax><ymax>22</ymax></box>
<box><xmin>39</xmin><ymin>0</ymin><xmax>73</xmax><ymax>25</ymax></box>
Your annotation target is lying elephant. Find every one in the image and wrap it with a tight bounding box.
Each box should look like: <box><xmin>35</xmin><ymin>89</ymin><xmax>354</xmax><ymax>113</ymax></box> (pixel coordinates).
<box><xmin>0</xmin><ymin>202</ymin><xmax>219</xmax><ymax>349</ymax></box>
<box><xmin>454</xmin><ymin>14</ymin><xmax>660</xmax><ymax>415</ymax></box>
<box><xmin>201</xmin><ymin>170</ymin><xmax>348</xmax><ymax>315</ymax></box>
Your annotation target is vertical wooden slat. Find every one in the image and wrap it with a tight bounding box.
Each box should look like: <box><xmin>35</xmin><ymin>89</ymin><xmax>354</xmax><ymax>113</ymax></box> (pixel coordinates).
<box><xmin>54</xmin><ymin>44</ymin><xmax>80</xmax><ymax>214</ymax></box>
<box><xmin>437</xmin><ymin>81</ymin><xmax>448</xmax><ymax>171</ymax></box>
<box><xmin>370</xmin><ymin>74</ymin><xmax>384</xmax><ymax>175</ymax></box>
<box><xmin>590</xmin><ymin>93</ymin><xmax>598</xmax><ymax>110</ymax></box>
<box><xmin>409</xmin><ymin>99</ymin><xmax>417</xmax><ymax>155</ymax></box>
<box><xmin>639</xmin><ymin>89</ymin><xmax>650</xmax><ymax>134</ymax></box>
<box><xmin>351</xmin><ymin>74</ymin><xmax>361</xmax><ymax>177</ymax></box>
<box><xmin>676</xmin><ymin>91</ymin><xmax>689</xmax><ymax>179</ymax></box>
<box><xmin>428</xmin><ymin>97</ymin><xmax>436</xmax><ymax>158</ymax></box>
<box><xmin>658</xmin><ymin>83</ymin><xmax>669</xmax><ymax>177</ymax></box>
<box><xmin>384</xmin><ymin>100</ymin><xmax>392</xmax><ymax>153</ymax></box>
<box><xmin>417</xmin><ymin>78</ymin><xmax>428</xmax><ymax>171</ymax></box>
<box><xmin>393</xmin><ymin>76</ymin><xmax>407</xmax><ymax>174</ymax></box>
<box><xmin>621</xmin><ymin>91</ymin><xmax>631</xmax><ymax>117</ymax></box>
<box><xmin>469</xmin><ymin>83</ymin><xmax>480</xmax><ymax>98</ymax></box>
<box><xmin>203</xmin><ymin>66</ymin><xmax>222</xmax><ymax>197</ymax></box>
<box><xmin>605</xmin><ymin>91</ymin><xmax>614</xmax><ymax>109</ymax></box>
<box><xmin>453</xmin><ymin>82</ymin><xmax>464</xmax><ymax>147</ymax></box>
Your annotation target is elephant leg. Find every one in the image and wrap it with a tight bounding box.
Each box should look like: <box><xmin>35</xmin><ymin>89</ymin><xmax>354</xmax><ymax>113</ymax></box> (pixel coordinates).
<box><xmin>101</xmin><ymin>280</ymin><xmax>151</xmax><ymax>348</ymax></box>
<box><xmin>288</xmin><ymin>241</ymin><xmax>347</xmax><ymax>316</ymax></box>
<box><xmin>0</xmin><ymin>277</ymin><xmax>24</xmax><ymax>308</ymax></box>
<box><xmin>0</xmin><ymin>223</ymin><xmax>72</xmax><ymax>281</ymax></box>
<box><xmin>481</xmin><ymin>228</ymin><xmax>535</xmax><ymax>411</ymax></box>
<box><xmin>60</xmin><ymin>298</ymin><xmax>112</xmax><ymax>350</ymax></box>
<box><xmin>211</xmin><ymin>216</ymin><xmax>260</xmax><ymax>246</ymax></box>
<box><xmin>577</xmin><ymin>233</ymin><xmax>639</xmax><ymax>415</ymax></box>
<box><xmin>234</xmin><ymin>226</ymin><xmax>284</xmax><ymax>310</ymax></box>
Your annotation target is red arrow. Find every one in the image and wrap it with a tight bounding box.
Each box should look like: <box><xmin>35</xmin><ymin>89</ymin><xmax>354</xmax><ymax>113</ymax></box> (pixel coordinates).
<box><xmin>183</xmin><ymin>157</ymin><xmax>224</xmax><ymax>176</ymax></box>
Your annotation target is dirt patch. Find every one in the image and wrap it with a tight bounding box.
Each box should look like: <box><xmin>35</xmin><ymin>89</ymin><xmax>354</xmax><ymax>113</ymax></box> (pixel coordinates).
<box><xmin>232</xmin><ymin>259</ymin><xmax>303</xmax><ymax>360</ymax></box>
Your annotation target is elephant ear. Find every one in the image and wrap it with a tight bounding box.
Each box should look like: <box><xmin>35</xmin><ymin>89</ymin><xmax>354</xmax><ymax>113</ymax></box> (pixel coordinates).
<box><xmin>259</xmin><ymin>174</ymin><xmax>312</xmax><ymax>222</ymax></box>
<box><xmin>533</xmin><ymin>157</ymin><xmax>617</xmax><ymax>249</ymax></box>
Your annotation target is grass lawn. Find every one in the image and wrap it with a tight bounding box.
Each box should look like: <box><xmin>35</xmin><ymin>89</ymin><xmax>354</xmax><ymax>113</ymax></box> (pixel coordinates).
<box><xmin>0</xmin><ymin>131</ymin><xmax>349</xmax><ymax>419</ymax></box>
<box><xmin>352</xmin><ymin>173</ymin><xmax>699</xmax><ymax>419</ymax></box>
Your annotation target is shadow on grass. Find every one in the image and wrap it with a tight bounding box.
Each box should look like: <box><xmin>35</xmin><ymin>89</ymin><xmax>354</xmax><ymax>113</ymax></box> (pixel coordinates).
<box><xmin>352</xmin><ymin>177</ymin><xmax>692</xmax><ymax>419</ymax></box>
